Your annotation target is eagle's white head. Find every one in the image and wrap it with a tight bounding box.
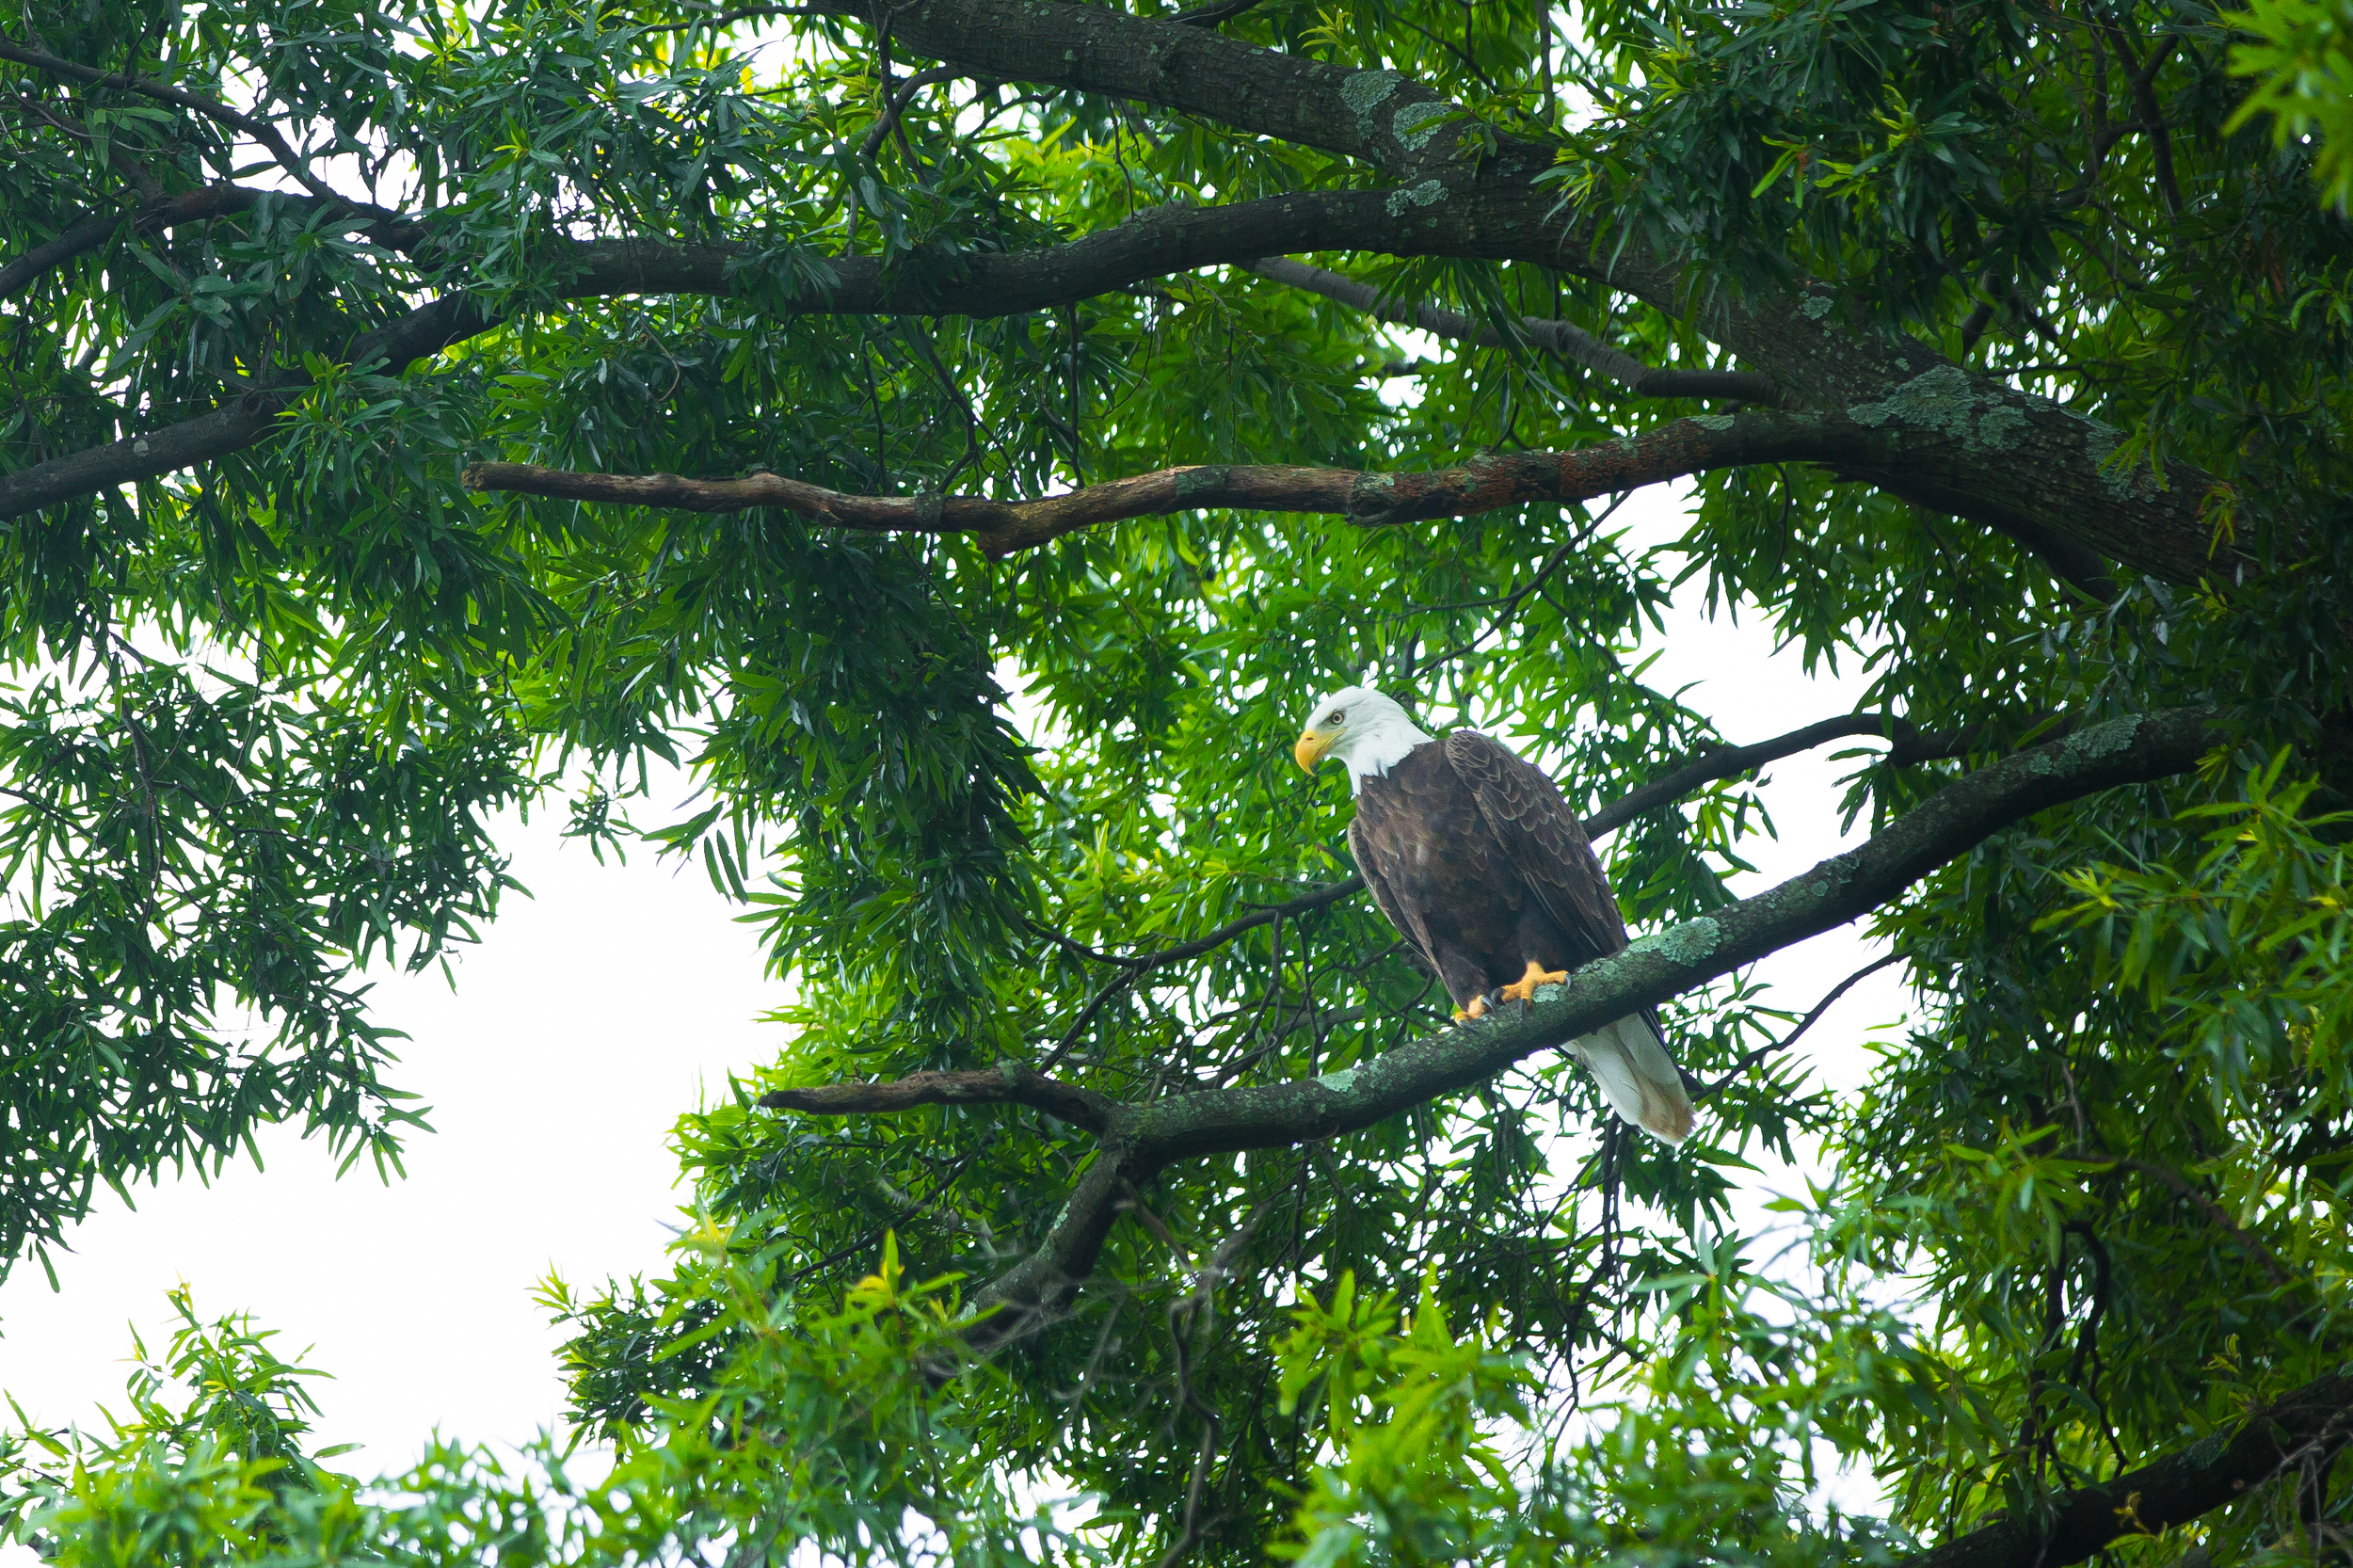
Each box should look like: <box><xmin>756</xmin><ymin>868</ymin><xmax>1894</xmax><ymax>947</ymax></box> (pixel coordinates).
<box><xmin>1293</xmin><ymin>686</ymin><xmax>1435</xmax><ymax>794</ymax></box>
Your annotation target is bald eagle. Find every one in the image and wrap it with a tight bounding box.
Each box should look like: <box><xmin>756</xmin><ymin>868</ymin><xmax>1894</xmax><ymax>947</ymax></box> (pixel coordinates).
<box><xmin>1295</xmin><ymin>687</ymin><xmax>1695</xmax><ymax>1145</ymax></box>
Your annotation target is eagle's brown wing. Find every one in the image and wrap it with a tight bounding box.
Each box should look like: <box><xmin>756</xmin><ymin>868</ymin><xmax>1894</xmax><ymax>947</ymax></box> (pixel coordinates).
<box><xmin>1441</xmin><ymin>729</ymin><xmax>1628</xmax><ymax>966</ymax></box>
<box><xmin>1349</xmin><ymin>813</ymin><xmax>1438</xmax><ymax>975</ymax></box>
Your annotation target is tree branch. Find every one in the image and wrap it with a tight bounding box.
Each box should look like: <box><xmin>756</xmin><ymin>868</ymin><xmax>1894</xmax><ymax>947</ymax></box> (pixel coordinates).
<box><xmin>760</xmin><ymin>1063</ymin><xmax>1116</xmax><ymax>1133</ymax></box>
<box><xmin>0</xmin><ymin>186</ymin><xmax>1472</xmax><ymax>521</ymax></box>
<box><xmin>1898</xmin><ymin>1367</ymin><xmax>2353</xmax><ymax>1568</ymax></box>
<box><xmin>460</xmin><ymin>410</ymin><xmax>1871</xmax><ymax>555</ymax></box>
<box><xmin>941</xmin><ymin>708</ymin><xmax>2223</xmax><ymax>1343</ymax></box>
<box><xmin>859</xmin><ymin>64</ymin><xmax>959</xmax><ymax>156</ymax></box>
<box><xmin>0</xmin><ymin>161</ymin><xmax>2233</xmax><ymax>588</ymax></box>
<box><xmin>1692</xmin><ymin>952</ymin><xmax>1903</xmax><ymax>1102</ymax></box>
<box><xmin>805</xmin><ymin>0</ymin><xmax>1505</xmax><ymax>177</ymax></box>
<box><xmin>1583</xmin><ymin>712</ymin><xmax>2005</xmax><ymax>837</ymax></box>
<box><xmin>1169</xmin><ymin>0</ymin><xmax>1268</xmax><ymax>25</ymax></box>
<box><xmin>0</xmin><ymin>39</ymin><xmax>400</xmax><ymax>219</ymax></box>
<box><xmin>1241</xmin><ymin>256</ymin><xmax>1775</xmax><ymax>402</ymax></box>
<box><xmin>0</xmin><ymin>184</ymin><xmax>420</xmax><ymax>304</ymax></box>
<box><xmin>2099</xmin><ymin>1156</ymin><xmax>2295</xmax><ymax>1288</ymax></box>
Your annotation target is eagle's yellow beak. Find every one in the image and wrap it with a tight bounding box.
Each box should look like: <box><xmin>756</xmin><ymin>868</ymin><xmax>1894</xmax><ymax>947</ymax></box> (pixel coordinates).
<box><xmin>1295</xmin><ymin>728</ymin><xmax>1337</xmax><ymax>772</ymax></box>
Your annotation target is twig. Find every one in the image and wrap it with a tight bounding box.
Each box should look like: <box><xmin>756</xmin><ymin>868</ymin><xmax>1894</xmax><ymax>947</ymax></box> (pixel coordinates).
<box><xmin>859</xmin><ymin>64</ymin><xmax>955</xmax><ymax>156</ymax></box>
<box><xmin>1241</xmin><ymin>256</ymin><xmax>1776</xmax><ymax>402</ymax></box>
<box><xmin>0</xmin><ymin>39</ymin><xmax>397</xmax><ymax>219</ymax></box>
<box><xmin>2095</xmin><ymin>1156</ymin><xmax>2294</xmax><ymax>1288</ymax></box>
<box><xmin>640</xmin><ymin>4</ymin><xmax>822</xmax><ymax>30</ymax></box>
<box><xmin>1586</xmin><ymin>712</ymin><xmax>2000</xmax><ymax>838</ymax></box>
<box><xmin>1691</xmin><ymin>952</ymin><xmax>1903</xmax><ymax>1102</ymax></box>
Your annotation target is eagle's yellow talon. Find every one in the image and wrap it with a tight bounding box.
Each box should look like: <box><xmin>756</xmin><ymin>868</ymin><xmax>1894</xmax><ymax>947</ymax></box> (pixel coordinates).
<box><xmin>1498</xmin><ymin>961</ymin><xmax>1569</xmax><ymax>1004</ymax></box>
<box><xmin>1459</xmin><ymin>994</ymin><xmax>1490</xmax><ymax>1021</ymax></box>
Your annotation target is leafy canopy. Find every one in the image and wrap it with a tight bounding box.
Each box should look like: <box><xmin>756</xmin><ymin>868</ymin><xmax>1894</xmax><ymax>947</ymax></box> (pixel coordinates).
<box><xmin>0</xmin><ymin>0</ymin><xmax>2349</xmax><ymax>1560</ymax></box>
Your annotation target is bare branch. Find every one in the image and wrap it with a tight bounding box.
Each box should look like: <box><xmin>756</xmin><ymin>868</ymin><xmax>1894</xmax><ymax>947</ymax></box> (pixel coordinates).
<box><xmin>1692</xmin><ymin>952</ymin><xmax>1903</xmax><ymax>1102</ymax></box>
<box><xmin>1584</xmin><ymin>712</ymin><xmax>2002</xmax><ymax>838</ymax></box>
<box><xmin>1241</xmin><ymin>256</ymin><xmax>1776</xmax><ymax>403</ymax></box>
<box><xmin>1074</xmin><ymin>878</ymin><xmax>1366</xmax><ymax>970</ymax></box>
<box><xmin>760</xmin><ymin>1063</ymin><xmax>1116</xmax><ymax>1133</ymax></box>
<box><xmin>461</xmin><ymin>410</ymin><xmax>1867</xmax><ymax>556</ymax></box>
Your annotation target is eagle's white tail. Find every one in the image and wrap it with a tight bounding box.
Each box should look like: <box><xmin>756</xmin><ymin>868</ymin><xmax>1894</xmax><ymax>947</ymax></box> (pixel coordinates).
<box><xmin>1569</xmin><ymin>1015</ymin><xmax>1695</xmax><ymax>1145</ymax></box>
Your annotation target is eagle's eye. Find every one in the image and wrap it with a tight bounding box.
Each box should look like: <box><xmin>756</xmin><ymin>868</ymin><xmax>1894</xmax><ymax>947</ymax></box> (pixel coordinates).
<box><xmin>1328</xmin><ymin>709</ymin><xmax>1347</xmax><ymax>726</ymax></box>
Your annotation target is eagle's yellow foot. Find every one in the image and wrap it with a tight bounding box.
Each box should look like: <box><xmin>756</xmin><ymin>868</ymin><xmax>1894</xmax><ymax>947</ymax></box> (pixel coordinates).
<box><xmin>1454</xmin><ymin>994</ymin><xmax>1493</xmax><ymax>1024</ymax></box>
<box><xmin>1498</xmin><ymin>961</ymin><xmax>1569</xmax><ymax>1004</ymax></box>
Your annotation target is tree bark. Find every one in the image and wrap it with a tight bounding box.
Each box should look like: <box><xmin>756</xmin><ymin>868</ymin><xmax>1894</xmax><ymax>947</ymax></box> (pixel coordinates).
<box><xmin>1902</xmin><ymin>1369</ymin><xmax>2353</xmax><ymax>1568</ymax></box>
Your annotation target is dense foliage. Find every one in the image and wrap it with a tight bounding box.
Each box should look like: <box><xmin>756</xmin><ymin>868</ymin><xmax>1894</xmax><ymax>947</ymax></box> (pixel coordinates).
<box><xmin>0</xmin><ymin>0</ymin><xmax>2348</xmax><ymax>1561</ymax></box>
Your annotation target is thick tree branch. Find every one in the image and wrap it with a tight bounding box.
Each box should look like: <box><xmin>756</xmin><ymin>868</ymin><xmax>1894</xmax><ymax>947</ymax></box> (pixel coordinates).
<box><xmin>804</xmin><ymin>0</ymin><xmax>1507</xmax><ymax>178</ymax></box>
<box><xmin>1241</xmin><ymin>256</ymin><xmax>1776</xmax><ymax>402</ymax></box>
<box><xmin>461</xmin><ymin>410</ymin><xmax>1873</xmax><ymax>555</ymax></box>
<box><xmin>0</xmin><ymin>204</ymin><xmax>138</xmax><ymax>301</ymax></box>
<box><xmin>1898</xmin><ymin>1368</ymin><xmax>2352</xmax><ymax>1568</ymax></box>
<box><xmin>0</xmin><ymin>187</ymin><xmax>1467</xmax><ymax>521</ymax></box>
<box><xmin>0</xmin><ymin>163</ymin><xmax>2233</xmax><ymax>588</ymax></box>
<box><xmin>761</xmin><ymin>1064</ymin><xmax>1116</xmax><ymax>1133</ymax></box>
<box><xmin>932</xmin><ymin>708</ymin><xmax>2222</xmax><ymax>1342</ymax></box>
<box><xmin>1168</xmin><ymin>0</ymin><xmax>1268</xmax><ymax>25</ymax></box>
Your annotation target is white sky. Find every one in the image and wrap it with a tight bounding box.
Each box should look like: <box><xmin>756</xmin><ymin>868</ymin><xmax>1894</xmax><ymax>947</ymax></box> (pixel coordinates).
<box><xmin>0</xmin><ymin>483</ymin><xmax>1911</xmax><ymax>1479</ymax></box>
